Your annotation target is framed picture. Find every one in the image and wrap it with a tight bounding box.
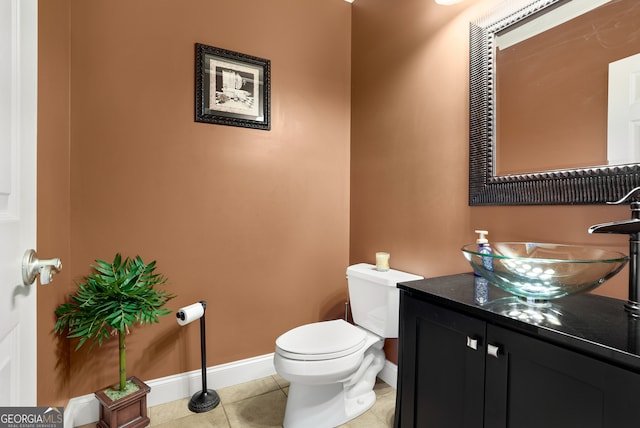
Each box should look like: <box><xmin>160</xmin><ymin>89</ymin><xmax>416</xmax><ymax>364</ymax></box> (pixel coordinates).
<box><xmin>195</xmin><ymin>43</ymin><xmax>271</xmax><ymax>130</ymax></box>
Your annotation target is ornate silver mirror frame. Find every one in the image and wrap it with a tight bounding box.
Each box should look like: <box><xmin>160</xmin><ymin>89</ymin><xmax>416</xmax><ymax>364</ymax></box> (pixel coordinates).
<box><xmin>468</xmin><ymin>0</ymin><xmax>640</xmax><ymax>206</ymax></box>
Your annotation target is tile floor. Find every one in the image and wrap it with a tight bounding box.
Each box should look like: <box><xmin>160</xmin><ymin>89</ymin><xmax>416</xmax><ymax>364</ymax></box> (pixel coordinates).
<box><xmin>77</xmin><ymin>375</ymin><xmax>395</xmax><ymax>428</ymax></box>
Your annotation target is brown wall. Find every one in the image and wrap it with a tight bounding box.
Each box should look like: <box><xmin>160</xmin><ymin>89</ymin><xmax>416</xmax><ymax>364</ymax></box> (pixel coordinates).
<box><xmin>38</xmin><ymin>0</ymin><xmax>635</xmax><ymax>406</ymax></box>
<box><xmin>38</xmin><ymin>0</ymin><xmax>352</xmax><ymax>404</ymax></box>
<box><xmin>38</xmin><ymin>0</ymin><xmax>72</xmax><ymax>406</ymax></box>
<box><xmin>350</xmin><ymin>0</ymin><xmax>631</xmax><ymax>363</ymax></box>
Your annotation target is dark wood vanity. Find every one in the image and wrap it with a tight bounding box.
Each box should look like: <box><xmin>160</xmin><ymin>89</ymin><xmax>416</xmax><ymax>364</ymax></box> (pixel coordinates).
<box><xmin>394</xmin><ymin>273</ymin><xmax>640</xmax><ymax>428</ymax></box>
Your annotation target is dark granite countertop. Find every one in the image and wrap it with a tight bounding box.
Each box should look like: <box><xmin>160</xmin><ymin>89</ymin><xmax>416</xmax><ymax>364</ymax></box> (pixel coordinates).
<box><xmin>398</xmin><ymin>273</ymin><xmax>640</xmax><ymax>372</ymax></box>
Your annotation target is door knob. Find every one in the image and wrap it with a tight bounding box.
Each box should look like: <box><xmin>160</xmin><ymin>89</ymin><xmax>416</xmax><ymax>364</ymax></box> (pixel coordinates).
<box><xmin>22</xmin><ymin>249</ymin><xmax>62</xmax><ymax>285</ymax></box>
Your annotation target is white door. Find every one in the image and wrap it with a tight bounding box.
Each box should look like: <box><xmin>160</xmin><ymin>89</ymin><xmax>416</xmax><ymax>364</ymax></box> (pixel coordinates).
<box><xmin>0</xmin><ymin>0</ymin><xmax>38</xmax><ymax>406</ymax></box>
<box><xmin>607</xmin><ymin>52</ymin><xmax>640</xmax><ymax>165</ymax></box>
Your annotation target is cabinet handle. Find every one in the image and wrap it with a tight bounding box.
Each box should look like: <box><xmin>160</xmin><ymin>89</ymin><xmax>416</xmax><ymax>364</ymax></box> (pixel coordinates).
<box><xmin>467</xmin><ymin>336</ymin><xmax>478</xmax><ymax>351</ymax></box>
<box><xmin>487</xmin><ymin>344</ymin><xmax>500</xmax><ymax>358</ymax></box>
<box><xmin>487</xmin><ymin>344</ymin><xmax>501</xmax><ymax>358</ymax></box>
<box><xmin>466</xmin><ymin>336</ymin><xmax>478</xmax><ymax>350</ymax></box>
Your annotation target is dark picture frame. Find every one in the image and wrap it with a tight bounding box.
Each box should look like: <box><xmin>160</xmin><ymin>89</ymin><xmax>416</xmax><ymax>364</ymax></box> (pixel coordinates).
<box><xmin>195</xmin><ymin>43</ymin><xmax>270</xmax><ymax>130</ymax></box>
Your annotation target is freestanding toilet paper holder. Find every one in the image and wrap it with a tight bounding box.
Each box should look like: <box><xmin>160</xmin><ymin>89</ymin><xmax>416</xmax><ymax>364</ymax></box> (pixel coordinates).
<box><xmin>176</xmin><ymin>301</ymin><xmax>220</xmax><ymax>412</ymax></box>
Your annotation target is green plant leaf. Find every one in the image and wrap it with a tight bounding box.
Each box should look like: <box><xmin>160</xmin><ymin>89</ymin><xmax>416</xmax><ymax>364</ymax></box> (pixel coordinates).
<box><xmin>54</xmin><ymin>253</ymin><xmax>175</xmax><ymax>386</ymax></box>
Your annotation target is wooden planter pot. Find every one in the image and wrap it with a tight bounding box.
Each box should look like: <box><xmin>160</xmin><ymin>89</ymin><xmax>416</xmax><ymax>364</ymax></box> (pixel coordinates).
<box><xmin>95</xmin><ymin>376</ymin><xmax>151</xmax><ymax>428</ymax></box>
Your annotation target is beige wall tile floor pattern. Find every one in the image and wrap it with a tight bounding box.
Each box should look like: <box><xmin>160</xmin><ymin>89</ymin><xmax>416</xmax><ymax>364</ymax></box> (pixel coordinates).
<box><xmin>77</xmin><ymin>375</ymin><xmax>395</xmax><ymax>428</ymax></box>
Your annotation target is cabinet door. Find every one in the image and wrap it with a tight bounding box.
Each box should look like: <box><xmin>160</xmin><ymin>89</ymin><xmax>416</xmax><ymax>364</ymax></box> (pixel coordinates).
<box><xmin>396</xmin><ymin>294</ymin><xmax>486</xmax><ymax>428</ymax></box>
<box><xmin>485</xmin><ymin>324</ymin><xmax>640</xmax><ymax>428</ymax></box>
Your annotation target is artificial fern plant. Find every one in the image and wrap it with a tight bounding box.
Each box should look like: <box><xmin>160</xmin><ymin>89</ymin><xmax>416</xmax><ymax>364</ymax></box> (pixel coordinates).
<box><xmin>55</xmin><ymin>254</ymin><xmax>174</xmax><ymax>393</ymax></box>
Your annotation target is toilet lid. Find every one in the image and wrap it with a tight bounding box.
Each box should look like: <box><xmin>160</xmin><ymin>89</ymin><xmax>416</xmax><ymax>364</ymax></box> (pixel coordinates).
<box><xmin>276</xmin><ymin>319</ymin><xmax>367</xmax><ymax>361</ymax></box>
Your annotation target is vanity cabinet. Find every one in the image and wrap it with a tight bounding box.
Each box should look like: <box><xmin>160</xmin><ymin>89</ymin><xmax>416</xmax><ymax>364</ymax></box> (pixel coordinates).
<box><xmin>395</xmin><ymin>274</ymin><xmax>640</xmax><ymax>428</ymax></box>
<box><xmin>396</xmin><ymin>295</ymin><xmax>485</xmax><ymax>428</ymax></box>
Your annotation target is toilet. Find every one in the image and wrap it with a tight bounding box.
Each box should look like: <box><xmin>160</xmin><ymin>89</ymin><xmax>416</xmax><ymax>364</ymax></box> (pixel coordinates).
<box><xmin>273</xmin><ymin>263</ymin><xmax>423</xmax><ymax>428</ymax></box>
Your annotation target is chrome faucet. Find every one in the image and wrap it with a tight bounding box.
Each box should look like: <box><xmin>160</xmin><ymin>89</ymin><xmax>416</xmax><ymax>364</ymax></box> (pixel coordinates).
<box><xmin>589</xmin><ymin>187</ymin><xmax>640</xmax><ymax>316</ymax></box>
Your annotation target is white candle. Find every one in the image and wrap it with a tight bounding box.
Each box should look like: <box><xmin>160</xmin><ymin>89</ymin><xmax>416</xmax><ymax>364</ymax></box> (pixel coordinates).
<box><xmin>376</xmin><ymin>252</ymin><xmax>390</xmax><ymax>271</ymax></box>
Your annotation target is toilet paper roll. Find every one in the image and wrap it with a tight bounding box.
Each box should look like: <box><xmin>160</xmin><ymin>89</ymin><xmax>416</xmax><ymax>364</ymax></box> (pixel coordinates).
<box><xmin>176</xmin><ymin>302</ymin><xmax>205</xmax><ymax>326</ymax></box>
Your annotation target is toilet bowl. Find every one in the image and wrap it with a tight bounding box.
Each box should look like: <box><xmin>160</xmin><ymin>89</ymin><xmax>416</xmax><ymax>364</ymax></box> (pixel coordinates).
<box><xmin>273</xmin><ymin>263</ymin><xmax>423</xmax><ymax>428</ymax></box>
<box><xmin>274</xmin><ymin>320</ymin><xmax>385</xmax><ymax>428</ymax></box>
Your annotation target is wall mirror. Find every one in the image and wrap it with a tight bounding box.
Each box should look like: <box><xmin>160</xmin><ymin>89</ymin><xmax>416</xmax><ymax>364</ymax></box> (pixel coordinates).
<box><xmin>469</xmin><ymin>0</ymin><xmax>640</xmax><ymax>205</ymax></box>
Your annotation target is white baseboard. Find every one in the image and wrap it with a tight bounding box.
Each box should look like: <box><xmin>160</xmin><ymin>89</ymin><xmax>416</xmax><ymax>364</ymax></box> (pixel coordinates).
<box><xmin>378</xmin><ymin>359</ymin><xmax>398</xmax><ymax>389</ymax></box>
<box><xmin>64</xmin><ymin>353</ymin><xmax>277</xmax><ymax>428</ymax></box>
<box><xmin>64</xmin><ymin>393</ymin><xmax>99</xmax><ymax>428</ymax></box>
<box><xmin>64</xmin><ymin>354</ymin><xmax>397</xmax><ymax>428</ymax></box>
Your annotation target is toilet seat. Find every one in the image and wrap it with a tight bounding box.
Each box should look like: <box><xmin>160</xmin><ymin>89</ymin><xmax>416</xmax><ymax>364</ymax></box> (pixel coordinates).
<box><xmin>276</xmin><ymin>320</ymin><xmax>367</xmax><ymax>361</ymax></box>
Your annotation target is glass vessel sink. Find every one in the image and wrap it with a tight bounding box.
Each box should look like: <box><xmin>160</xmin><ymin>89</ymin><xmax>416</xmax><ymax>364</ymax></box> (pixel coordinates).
<box><xmin>461</xmin><ymin>243</ymin><xmax>628</xmax><ymax>302</ymax></box>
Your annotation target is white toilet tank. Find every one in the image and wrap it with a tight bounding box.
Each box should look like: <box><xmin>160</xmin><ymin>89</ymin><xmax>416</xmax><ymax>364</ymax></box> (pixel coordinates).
<box><xmin>346</xmin><ymin>263</ymin><xmax>423</xmax><ymax>338</ymax></box>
